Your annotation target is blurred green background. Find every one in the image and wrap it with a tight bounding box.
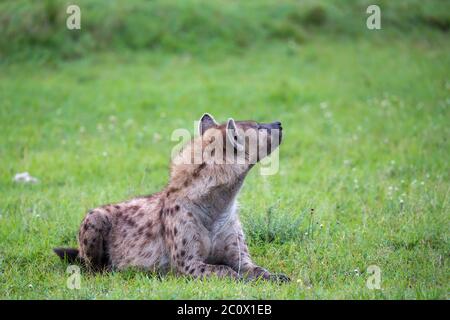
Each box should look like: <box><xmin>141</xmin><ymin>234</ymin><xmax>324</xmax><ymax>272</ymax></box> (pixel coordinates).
<box><xmin>1</xmin><ymin>0</ymin><xmax>449</xmax><ymax>61</ymax></box>
<box><xmin>0</xmin><ymin>0</ymin><xmax>448</xmax><ymax>299</ymax></box>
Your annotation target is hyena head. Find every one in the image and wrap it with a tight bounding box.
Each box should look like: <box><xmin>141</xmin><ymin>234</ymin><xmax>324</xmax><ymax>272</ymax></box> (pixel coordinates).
<box><xmin>170</xmin><ymin>113</ymin><xmax>283</xmax><ymax>190</ymax></box>
<box><xmin>198</xmin><ymin>113</ymin><xmax>282</xmax><ymax>166</ymax></box>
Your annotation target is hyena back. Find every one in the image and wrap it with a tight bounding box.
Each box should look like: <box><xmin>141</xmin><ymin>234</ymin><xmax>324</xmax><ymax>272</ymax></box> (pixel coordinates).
<box><xmin>54</xmin><ymin>114</ymin><xmax>289</xmax><ymax>282</ymax></box>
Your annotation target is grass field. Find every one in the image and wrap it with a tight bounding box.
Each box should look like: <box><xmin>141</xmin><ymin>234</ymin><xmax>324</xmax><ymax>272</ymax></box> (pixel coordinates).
<box><xmin>0</xmin><ymin>1</ymin><xmax>449</xmax><ymax>299</ymax></box>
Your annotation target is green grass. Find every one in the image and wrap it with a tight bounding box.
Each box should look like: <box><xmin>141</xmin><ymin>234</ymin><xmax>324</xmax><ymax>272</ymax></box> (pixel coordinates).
<box><xmin>1</xmin><ymin>0</ymin><xmax>449</xmax><ymax>61</ymax></box>
<box><xmin>0</xmin><ymin>1</ymin><xmax>449</xmax><ymax>300</ymax></box>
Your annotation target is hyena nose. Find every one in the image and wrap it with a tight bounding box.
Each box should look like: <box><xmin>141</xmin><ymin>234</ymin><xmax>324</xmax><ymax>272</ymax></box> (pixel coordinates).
<box><xmin>272</xmin><ymin>121</ymin><xmax>282</xmax><ymax>130</ymax></box>
<box><xmin>259</xmin><ymin>121</ymin><xmax>282</xmax><ymax>131</ymax></box>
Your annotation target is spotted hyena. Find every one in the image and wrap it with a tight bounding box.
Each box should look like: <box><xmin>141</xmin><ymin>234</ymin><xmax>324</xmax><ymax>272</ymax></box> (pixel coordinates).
<box><xmin>54</xmin><ymin>114</ymin><xmax>289</xmax><ymax>282</ymax></box>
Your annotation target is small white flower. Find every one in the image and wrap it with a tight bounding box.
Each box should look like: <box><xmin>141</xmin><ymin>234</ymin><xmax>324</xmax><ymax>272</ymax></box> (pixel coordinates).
<box><xmin>124</xmin><ymin>119</ymin><xmax>134</xmax><ymax>128</ymax></box>
<box><xmin>153</xmin><ymin>132</ymin><xmax>162</xmax><ymax>142</ymax></box>
<box><xmin>13</xmin><ymin>172</ymin><xmax>39</xmax><ymax>184</ymax></box>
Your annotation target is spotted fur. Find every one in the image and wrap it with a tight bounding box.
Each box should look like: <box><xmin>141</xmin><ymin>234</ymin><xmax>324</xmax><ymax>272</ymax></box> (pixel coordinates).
<box><xmin>54</xmin><ymin>114</ymin><xmax>289</xmax><ymax>282</ymax></box>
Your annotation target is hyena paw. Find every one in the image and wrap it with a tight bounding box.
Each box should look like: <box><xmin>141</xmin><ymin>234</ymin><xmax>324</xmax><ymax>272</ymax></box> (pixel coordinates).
<box><xmin>236</xmin><ymin>275</ymin><xmax>252</xmax><ymax>283</ymax></box>
<box><xmin>269</xmin><ymin>273</ymin><xmax>291</xmax><ymax>283</ymax></box>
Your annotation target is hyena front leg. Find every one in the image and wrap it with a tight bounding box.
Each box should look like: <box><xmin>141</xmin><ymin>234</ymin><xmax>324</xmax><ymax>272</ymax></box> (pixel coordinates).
<box><xmin>180</xmin><ymin>260</ymin><xmax>241</xmax><ymax>280</ymax></box>
<box><xmin>220</xmin><ymin>226</ymin><xmax>290</xmax><ymax>282</ymax></box>
<box><xmin>171</xmin><ymin>241</ymin><xmax>241</xmax><ymax>280</ymax></box>
<box><xmin>165</xmin><ymin>215</ymin><xmax>241</xmax><ymax>280</ymax></box>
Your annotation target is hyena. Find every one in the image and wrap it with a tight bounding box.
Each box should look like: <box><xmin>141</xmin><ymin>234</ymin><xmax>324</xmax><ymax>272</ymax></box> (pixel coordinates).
<box><xmin>54</xmin><ymin>114</ymin><xmax>289</xmax><ymax>282</ymax></box>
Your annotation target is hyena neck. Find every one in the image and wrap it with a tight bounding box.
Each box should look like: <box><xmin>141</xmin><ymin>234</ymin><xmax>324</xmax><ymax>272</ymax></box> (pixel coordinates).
<box><xmin>202</xmin><ymin>175</ymin><xmax>244</xmax><ymax>215</ymax></box>
<box><xmin>167</xmin><ymin>161</ymin><xmax>249</xmax><ymax>227</ymax></box>
<box><xmin>185</xmin><ymin>176</ymin><xmax>244</xmax><ymax>230</ymax></box>
<box><xmin>167</xmin><ymin>135</ymin><xmax>252</xmax><ymax>226</ymax></box>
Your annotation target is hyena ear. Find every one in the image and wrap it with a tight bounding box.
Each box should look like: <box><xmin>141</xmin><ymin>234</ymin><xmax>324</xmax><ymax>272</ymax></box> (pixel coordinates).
<box><xmin>198</xmin><ymin>113</ymin><xmax>218</xmax><ymax>135</ymax></box>
<box><xmin>226</xmin><ymin>118</ymin><xmax>244</xmax><ymax>151</ymax></box>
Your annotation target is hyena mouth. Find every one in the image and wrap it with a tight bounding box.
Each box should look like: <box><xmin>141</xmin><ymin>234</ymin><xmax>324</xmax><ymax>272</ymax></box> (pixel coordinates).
<box><xmin>259</xmin><ymin>121</ymin><xmax>283</xmax><ymax>144</ymax></box>
<box><xmin>276</xmin><ymin>121</ymin><xmax>283</xmax><ymax>144</ymax></box>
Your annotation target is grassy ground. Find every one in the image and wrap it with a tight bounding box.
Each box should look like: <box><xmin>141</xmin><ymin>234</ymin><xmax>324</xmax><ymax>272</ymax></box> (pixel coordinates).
<box><xmin>0</xmin><ymin>0</ymin><xmax>449</xmax><ymax>299</ymax></box>
<box><xmin>1</xmin><ymin>36</ymin><xmax>448</xmax><ymax>299</ymax></box>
